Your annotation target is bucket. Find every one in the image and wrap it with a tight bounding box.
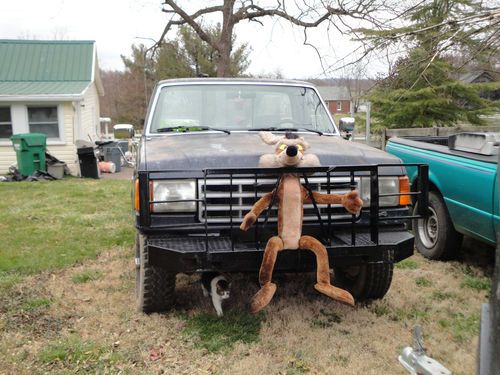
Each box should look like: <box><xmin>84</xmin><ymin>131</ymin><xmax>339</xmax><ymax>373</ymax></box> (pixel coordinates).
<box><xmin>47</xmin><ymin>162</ymin><xmax>65</xmax><ymax>179</ymax></box>
<box><xmin>98</xmin><ymin>161</ymin><xmax>116</xmax><ymax>173</ymax></box>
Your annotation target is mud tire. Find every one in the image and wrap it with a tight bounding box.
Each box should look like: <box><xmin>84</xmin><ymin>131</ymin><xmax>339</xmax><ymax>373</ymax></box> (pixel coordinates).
<box><xmin>136</xmin><ymin>233</ymin><xmax>176</xmax><ymax>313</ymax></box>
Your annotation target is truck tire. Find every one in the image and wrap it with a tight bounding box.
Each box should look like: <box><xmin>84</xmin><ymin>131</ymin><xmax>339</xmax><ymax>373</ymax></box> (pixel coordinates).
<box><xmin>136</xmin><ymin>233</ymin><xmax>176</xmax><ymax>313</ymax></box>
<box><xmin>333</xmin><ymin>262</ymin><xmax>394</xmax><ymax>301</ymax></box>
<box><xmin>413</xmin><ymin>191</ymin><xmax>462</xmax><ymax>260</ymax></box>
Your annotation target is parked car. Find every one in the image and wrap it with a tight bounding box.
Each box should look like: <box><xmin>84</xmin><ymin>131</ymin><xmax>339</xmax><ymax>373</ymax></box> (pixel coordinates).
<box><xmin>386</xmin><ymin>133</ymin><xmax>498</xmax><ymax>260</ymax></box>
<box><xmin>118</xmin><ymin>78</ymin><xmax>428</xmax><ymax>313</ymax></box>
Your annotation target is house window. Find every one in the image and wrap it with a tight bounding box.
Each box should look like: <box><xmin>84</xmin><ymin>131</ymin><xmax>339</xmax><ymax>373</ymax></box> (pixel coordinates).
<box><xmin>28</xmin><ymin>106</ymin><xmax>59</xmax><ymax>138</ymax></box>
<box><xmin>337</xmin><ymin>101</ymin><xmax>342</xmax><ymax>112</ymax></box>
<box><xmin>0</xmin><ymin>107</ymin><xmax>13</xmax><ymax>139</ymax></box>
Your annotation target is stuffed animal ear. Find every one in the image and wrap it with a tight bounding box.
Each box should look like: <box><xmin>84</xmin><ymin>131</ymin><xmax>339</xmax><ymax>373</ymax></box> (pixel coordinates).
<box><xmin>259</xmin><ymin>131</ymin><xmax>281</xmax><ymax>145</ymax></box>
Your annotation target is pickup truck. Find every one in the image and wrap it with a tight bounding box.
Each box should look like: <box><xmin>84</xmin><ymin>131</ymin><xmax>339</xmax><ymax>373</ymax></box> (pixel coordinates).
<box><xmin>119</xmin><ymin>78</ymin><xmax>428</xmax><ymax>313</ymax></box>
<box><xmin>386</xmin><ymin>133</ymin><xmax>499</xmax><ymax>260</ymax></box>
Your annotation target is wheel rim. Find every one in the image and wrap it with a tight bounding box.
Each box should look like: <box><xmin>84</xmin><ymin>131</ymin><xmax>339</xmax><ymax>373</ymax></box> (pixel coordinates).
<box><xmin>418</xmin><ymin>206</ymin><xmax>439</xmax><ymax>248</ymax></box>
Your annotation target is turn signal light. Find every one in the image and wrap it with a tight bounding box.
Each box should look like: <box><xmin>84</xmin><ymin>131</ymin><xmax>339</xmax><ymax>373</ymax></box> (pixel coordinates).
<box><xmin>134</xmin><ymin>179</ymin><xmax>140</xmax><ymax>212</ymax></box>
<box><xmin>399</xmin><ymin>176</ymin><xmax>411</xmax><ymax>205</ymax></box>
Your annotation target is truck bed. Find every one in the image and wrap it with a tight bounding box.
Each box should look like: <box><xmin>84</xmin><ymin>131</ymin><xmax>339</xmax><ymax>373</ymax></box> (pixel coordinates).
<box><xmin>392</xmin><ymin>136</ymin><xmax>498</xmax><ymax>164</ymax></box>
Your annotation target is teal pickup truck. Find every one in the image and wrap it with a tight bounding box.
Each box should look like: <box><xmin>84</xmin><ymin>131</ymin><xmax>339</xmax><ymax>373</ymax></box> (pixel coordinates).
<box><xmin>386</xmin><ymin>133</ymin><xmax>499</xmax><ymax>260</ymax></box>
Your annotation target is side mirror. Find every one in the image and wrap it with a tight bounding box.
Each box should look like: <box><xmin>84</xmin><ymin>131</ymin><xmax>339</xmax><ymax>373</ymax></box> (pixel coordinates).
<box><xmin>113</xmin><ymin>124</ymin><xmax>135</xmax><ymax>139</ymax></box>
<box><xmin>339</xmin><ymin>117</ymin><xmax>355</xmax><ymax>132</ymax></box>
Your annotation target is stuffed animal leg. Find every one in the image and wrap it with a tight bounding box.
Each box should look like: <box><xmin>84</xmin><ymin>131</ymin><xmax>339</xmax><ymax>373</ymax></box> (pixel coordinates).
<box><xmin>299</xmin><ymin>235</ymin><xmax>355</xmax><ymax>306</ymax></box>
<box><xmin>250</xmin><ymin>236</ymin><xmax>283</xmax><ymax>314</ymax></box>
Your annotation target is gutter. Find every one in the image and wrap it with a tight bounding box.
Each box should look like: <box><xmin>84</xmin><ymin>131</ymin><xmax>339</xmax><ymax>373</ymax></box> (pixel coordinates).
<box><xmin>0</xmin><ymin>94</ymin><xmax>84</xmax><ymax>102</ymax></box>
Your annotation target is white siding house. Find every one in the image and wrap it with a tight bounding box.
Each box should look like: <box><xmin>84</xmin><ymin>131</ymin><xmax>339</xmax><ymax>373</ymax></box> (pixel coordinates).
<box><xmin>0</xmin><ymin>40</ymin><xmax>104</xmax><ymax>175</ymax></box>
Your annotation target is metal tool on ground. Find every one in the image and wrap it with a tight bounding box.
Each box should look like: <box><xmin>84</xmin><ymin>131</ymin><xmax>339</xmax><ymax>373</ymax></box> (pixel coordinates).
<box><xmin>399</xmin><ymin>326</ymin><xmax>453</xmax><ymax>375</ymax></box>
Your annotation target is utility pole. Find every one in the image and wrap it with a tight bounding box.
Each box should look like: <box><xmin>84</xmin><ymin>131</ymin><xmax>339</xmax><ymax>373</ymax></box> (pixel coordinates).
<box><xmin>365</xmin><ymin>101</ymin><xmax>371</xmax><ymax>146</ymax></box>
<box><xmin>134</xmin><ymin>37</ymin><xmax>156</xmax><ymax>109</ymax></box>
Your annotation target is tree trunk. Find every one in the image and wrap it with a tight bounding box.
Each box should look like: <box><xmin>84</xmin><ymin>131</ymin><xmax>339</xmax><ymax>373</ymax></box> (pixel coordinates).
<box><xmin>217</xmin><ymin>0</ymin><xmax>235</xmax><ymax>77</ymax></box>
<box><xmin>217</xmin><ymin>43</ymin><xmax>232</xmax><ymax>77</ymax></box>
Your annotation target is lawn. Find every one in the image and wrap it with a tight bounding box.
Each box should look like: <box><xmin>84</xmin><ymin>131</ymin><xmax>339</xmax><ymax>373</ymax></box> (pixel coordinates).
<box><xmin>0</xmin><ymin>178</ymin><xmax>134</xmax><ymax>292</ymax></box>
<box><xmin>0</xmin><ymin>178</ymin><xmax>493</xmax><ymax>374</ymax></box>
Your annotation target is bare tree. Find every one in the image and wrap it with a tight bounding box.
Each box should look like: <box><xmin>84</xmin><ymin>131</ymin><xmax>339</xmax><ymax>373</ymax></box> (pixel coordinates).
<box><xmin>337</xmin><ymin>62</ymin><xmax>374</xmax><ymax>114</ymax></box>
<box><xmin>158</xmin><ymin>0</ymin><xmax>394</xmax><ymax>77</ymax></box>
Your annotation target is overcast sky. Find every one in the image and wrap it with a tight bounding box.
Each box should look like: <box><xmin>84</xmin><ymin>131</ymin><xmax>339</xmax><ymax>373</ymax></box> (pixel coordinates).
<box><xmin>1</xmin><ymin>0</ymin><xmax>384</xmax><ymax>79</ymax></box>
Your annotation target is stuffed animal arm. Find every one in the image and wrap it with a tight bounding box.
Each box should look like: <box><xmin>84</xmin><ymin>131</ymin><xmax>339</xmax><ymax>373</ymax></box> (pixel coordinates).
<box><xmin>240</xmin><ymin>192</ymin><xmax>273</xmax><ymax>231</ymax></box>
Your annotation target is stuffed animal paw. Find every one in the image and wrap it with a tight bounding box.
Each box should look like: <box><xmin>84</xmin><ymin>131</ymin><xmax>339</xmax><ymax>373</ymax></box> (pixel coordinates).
<box><xmin>240</xmin><ymin>212</ymin><xmax>257</xmax><ymax>231</ymax></box>
<box><xmin>341</xmin><ymin>191</ymin><xmax>363</xmax><ymax>215</ymax></box>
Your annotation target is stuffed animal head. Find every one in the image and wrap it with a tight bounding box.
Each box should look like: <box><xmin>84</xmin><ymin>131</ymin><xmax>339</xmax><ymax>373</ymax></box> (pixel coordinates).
<box><xmin>258</xmin><ymin>131</ymin><xmax>320</xmax><ymax>168</ymax></box>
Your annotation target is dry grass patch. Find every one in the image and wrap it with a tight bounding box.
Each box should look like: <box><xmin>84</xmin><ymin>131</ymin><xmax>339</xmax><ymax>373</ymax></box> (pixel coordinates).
<box><xmin>0</xmin><ymin>243</ymin><xmax>492</xmax><ymax>374</ymax></box>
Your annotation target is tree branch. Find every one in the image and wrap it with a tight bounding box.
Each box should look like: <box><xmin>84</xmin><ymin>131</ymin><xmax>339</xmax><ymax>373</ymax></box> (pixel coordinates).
<box><xmin>159</xmin><ymin>1</ymin><xmax>223</xmax><ymax>50</ymax></box>
<box><xmin>233</xmin><ymin>3</ymin><xmax>350</xmax><ymax>26</ymax></box>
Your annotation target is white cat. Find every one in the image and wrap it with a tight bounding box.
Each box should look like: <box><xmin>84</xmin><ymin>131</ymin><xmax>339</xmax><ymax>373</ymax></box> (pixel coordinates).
<box><xmin>201</xmin><ymin>272</ymin><xmax>231</xmax><ymax>317</ymax></box>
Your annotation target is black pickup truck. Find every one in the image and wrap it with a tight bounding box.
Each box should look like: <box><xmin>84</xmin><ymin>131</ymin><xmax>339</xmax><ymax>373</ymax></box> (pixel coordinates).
<box><xmin>118</xmin><ymin>78</ymin><xmax>429</xmax><ymax>313</ymax></box>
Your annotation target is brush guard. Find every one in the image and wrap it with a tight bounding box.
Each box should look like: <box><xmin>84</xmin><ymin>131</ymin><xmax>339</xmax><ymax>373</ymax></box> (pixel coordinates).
<box><xmin>137</xmin><ymin>164</ymin><xmax>429</xmax><ymax>272</ymax></box>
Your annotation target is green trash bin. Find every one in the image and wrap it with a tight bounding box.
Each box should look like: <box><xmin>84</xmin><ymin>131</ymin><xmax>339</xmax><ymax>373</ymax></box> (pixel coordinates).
<box><xmin>10</xmin><ymin>133</ymin><xmax>47</xmax><ymax>176</ymax></box>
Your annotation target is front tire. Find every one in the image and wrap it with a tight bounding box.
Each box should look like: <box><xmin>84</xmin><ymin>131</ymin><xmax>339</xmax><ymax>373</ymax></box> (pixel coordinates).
<box><xmin>413</xmin><ymin>191</ymin><xmax>462</xmax><ymax>260</ymax></box>
<box><xmin>135</xmin><ymin>233</ymin><xmax>176</xmax><ymax>313</ymax></box>
<box><xmin>333</xmin><ymin>262</ymin><xmax>394</xmax><ymax>301</ymax></box>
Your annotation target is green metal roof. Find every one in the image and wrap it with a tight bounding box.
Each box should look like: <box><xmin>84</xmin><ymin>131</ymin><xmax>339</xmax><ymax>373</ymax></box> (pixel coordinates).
<box><xmin>0</xmin><ymin>40</ymin><xmax>95</xmax><ymax>97</ymax></box>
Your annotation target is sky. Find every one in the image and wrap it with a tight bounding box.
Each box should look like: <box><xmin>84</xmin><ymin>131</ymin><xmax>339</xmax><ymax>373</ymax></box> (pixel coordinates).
<box><xmin>0</xmin><ymin>0</ymin><xmax>386</xmax><ymax>79</ymax></box>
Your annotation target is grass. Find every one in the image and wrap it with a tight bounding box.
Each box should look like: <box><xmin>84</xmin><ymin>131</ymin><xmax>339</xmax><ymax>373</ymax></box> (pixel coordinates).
<box><xmin>20</xmin><ymin>297</ymin><xmax>52</xmax><ymax>311</ymax></box>
<box><xmin>71</xmin><ymin>270</ymin><xmax>103</xmax><ymax>284</ymax></box>
<box><xmin>395</xmin><ymin>258</ymin><xmax>419</xmax><ymax>270</ymax></box>
<box><xmin>415</xmin><ymin>276</ymin><xmax>433</xmax><ymax>287</ymax></box>
<box><xmin>0</xmin><ymin>175</ymin><xmax>492</xmax><ymax>374</ymax></box>
<box><xmin>0</xmin><ymin>179</ymin><xmax>134</xmax><ymax>291</ymax></box>
<box><xmin>438</xmin><ymin>312</ymin><xmax>480</xmax><ymax>343</ymax></box>
<box><xmin>431</xmin><ymin>290</ymin><xmax>458</xmax><ymax>301</ymax></box>
<box><xmin>38</xmin><ymin>335</ymin><xmax>122</xmax><ymax>372</ymax></box>
<box><xmin>461</xmin><ymin>274</ymin><xmax>491</xmax><ymax>291</ymax></box>
<box><xmin>183</xmin><ymin>310</ymin><xmax>262</xmax><ymax>352</ymax></box>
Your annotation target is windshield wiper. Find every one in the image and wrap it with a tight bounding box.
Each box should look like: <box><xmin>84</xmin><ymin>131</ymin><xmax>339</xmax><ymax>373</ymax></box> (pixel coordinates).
<box><xmin>251</xmin><ymin>127</ymin><xmax>323</xmax><ymax>136</ymax></box>
<box><xmin>156</xmin><ymin>126</ymin><xmax>230</xmax><ymax>134</ymax></box>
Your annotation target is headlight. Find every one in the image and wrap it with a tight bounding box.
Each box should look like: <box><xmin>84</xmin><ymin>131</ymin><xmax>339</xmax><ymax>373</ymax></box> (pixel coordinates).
<box><xmin>152</xmin><ymin>180</ymin><xmax>196</xmax><ymax>213</ymax></box>
<box><xmin>360</xmin><ymin>177</ymin><xmax>400</xmax><ymax>207</ymax></box>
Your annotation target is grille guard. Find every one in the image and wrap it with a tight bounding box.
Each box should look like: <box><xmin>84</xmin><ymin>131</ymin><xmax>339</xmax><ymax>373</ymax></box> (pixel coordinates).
<box><xmin>137</xmin><ymin>164</ymin><xmax>429</xmax><ymax>253</ymax></box>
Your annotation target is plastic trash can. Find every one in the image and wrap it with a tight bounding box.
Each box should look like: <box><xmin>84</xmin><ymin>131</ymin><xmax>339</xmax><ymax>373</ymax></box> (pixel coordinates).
<box><xmin>10</xmin><ymin>133</ymin><xmax>47</xmax><ymax>176</ymax></box>
<box><xmin>103</xmin><ymin>143</ymin><xmax>122</xmax><ymax>172</ymax></box>
<box><xmin>77</xmin><ymin>147</ymin><xmax>100</xmax><ymax>179</ymax></box>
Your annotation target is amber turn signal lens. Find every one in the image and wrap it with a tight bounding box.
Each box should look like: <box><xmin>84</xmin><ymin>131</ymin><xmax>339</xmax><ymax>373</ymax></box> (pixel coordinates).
<box><xmin>134</xmin><ymin>179</ymin><xmax>140</xmax><ymax>211</ymax></box>
<box><xmin>399</xmin><ymin>176</ymin><xmax>411</xmax><ymax>205</ymax></box>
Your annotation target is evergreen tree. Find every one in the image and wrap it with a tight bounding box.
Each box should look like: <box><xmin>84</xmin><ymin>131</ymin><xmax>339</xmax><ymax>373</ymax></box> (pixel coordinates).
<box><xmin>364</xmin><ymin>0</ymin><xmax>499</xmax><ymax>128</ymax></box>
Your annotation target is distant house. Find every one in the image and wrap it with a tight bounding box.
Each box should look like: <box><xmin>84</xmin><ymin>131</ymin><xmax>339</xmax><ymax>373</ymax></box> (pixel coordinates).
<box><xmin>0</xmin><ymin>40</ymin><xmax>104</xmax><ymax>175</ymax></box>
<box><xmin>316</xmin><ymin>86</ymin><xmax>352</xmax><ymax>115</ymax></box>
<box><xmin>459</xmin><ymin>70</ymin><xmax>499</xmax><ymax>101</ymax></box>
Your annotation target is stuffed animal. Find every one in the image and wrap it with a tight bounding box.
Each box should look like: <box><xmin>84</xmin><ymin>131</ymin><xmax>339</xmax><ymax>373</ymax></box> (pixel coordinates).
<box><xmin>240</xmin><ymin>131</ymin><xmax>363</xmax><ymax>313</ymax></box>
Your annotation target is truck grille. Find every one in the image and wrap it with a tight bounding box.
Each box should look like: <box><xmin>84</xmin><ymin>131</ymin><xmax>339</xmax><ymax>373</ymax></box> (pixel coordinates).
<box><xmin>198</xmin><ymin>176</ymin><xmax>358</xmax><ymax>224</ymax></box>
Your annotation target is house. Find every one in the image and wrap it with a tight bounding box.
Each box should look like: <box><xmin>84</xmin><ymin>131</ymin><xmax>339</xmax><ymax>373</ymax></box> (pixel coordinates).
<box><xmin>316</xmin><ymin>86</ymin><xmax>352</xmax><ymax>115</ymax></box>
<box><xmin>459</xmin><ymin>70</ymin><xmax>499</xmax><ymax>102</ymax></box>
<box><xmin>0</xmin><ymin>39</ymin><xmax>104</xmax><ymax>175</ymax></box>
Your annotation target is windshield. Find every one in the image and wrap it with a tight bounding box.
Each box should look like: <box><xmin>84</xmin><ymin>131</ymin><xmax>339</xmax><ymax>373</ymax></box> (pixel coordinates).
<box><xmin>149</xmin><ymin>84</ymin><xmax>336</xmax><ymax>134</ymax></box>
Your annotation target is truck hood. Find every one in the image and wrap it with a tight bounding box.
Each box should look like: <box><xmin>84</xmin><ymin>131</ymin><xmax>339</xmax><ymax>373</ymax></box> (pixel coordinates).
<box><xmin>142</xmin><ymin>132</ymin><xmax>402</xmax><ymax>172</ymax></box>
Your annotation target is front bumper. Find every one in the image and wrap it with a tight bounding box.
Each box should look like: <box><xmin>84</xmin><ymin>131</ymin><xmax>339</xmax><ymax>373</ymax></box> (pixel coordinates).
<box><xmin>146</xmin><ymin>229</ymin><xmax>414</xmax><ymax>273</ymax></box>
